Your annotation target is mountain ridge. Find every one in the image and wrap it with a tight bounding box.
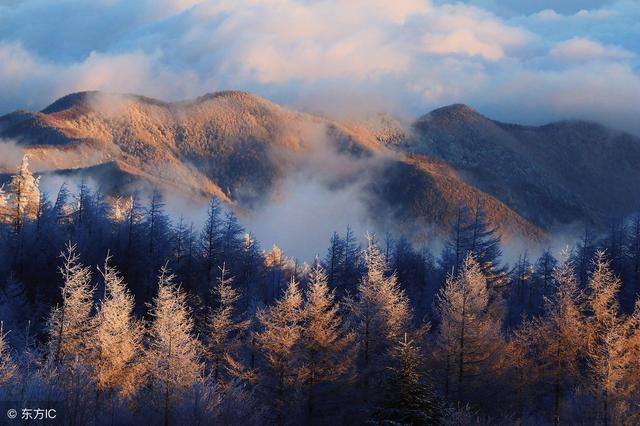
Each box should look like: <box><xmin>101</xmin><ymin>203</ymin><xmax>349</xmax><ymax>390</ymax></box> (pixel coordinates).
<box><xmin>2</xmin><ymin>91</ymin><xmax>639</xmax><ymax>243</ymax></box>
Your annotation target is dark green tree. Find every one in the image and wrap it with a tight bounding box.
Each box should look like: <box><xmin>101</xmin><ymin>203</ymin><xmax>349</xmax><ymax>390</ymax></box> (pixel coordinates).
<box><xmin>376</xmin><ymin>335</ymin><xmax>442</xmax><ymax>425</ymax></box>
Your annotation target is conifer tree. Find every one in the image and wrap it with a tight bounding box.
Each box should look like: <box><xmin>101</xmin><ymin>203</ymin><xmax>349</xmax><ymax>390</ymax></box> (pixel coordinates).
<box><xmin>516</xmin><ymin>255</ymin><xmax>586</xmax><ymax>425</ymax></box>
<box><xmin>435</xmin><ymin>254</ymin><xmax>502</xmax><ymax>402</ymax></box>
<box><xmin>533</xmin><ymin>250</ymin><xmax>557</xmax><ymax>314</ymax></box>
<box><xmin>376</xmin><ymin>335</ymin><xmax>442</xmax><ymax>426</ymax></box>
<box><xmin>200</xmin><ymin>198</ymin><xmax>222</xmax><ymax>289</ymax></box>
<box><xmin>47</xmin><ymin>243</ymin><xmax>95</xmax><ymax>366</ymax></box>
<box><xmin>146</xmin><ymin>266</ymin><xmax>203</xmax><ymax>426</ymax></box>
<box><xmin>7</xmin><ymin>155</ymin><xmax>40</xmax><ymax>231</ymax></box>
<box><xmin>440</xmin><ymin>203</ymin><xmax>504</xmax><ymax>284</ymax></box>
<box><xmin>572</xmin><ymin>226</ymin><xmax>596</xmax><ymax>288</ymax></box>
<box><xmin>53</xmin><ymin>182</ymin><xmax>72</xmax><ymax>224</ymax></box>
<box><xmin>264</xmin><ymin>244</ymin><xmax>286</xmax><ymax>302</ymax></box>
<box><xmin>239</xmin><ymin>232</ymin><xmax>261</xmax><ymax>309</ymax></box>
<box><xmin>0</xmin><ymin>322</ymin><xmax>17</xmax><ymax>387</ymax></box>
<box><xmin>92</xmin><ymin>257</ymin><xmax>145</xmax><ymax>401</ymax></box>
<box><xmin>584</xmin><ymin>251</ymin><xmax>630</xmax><ymax>425</ymax></box>
<box><xmin>208</xmin><ymin>264</ymin><xmax>249</xmax><ymax>384</ymax></box>
<box><xmin>220</xmin><ymin>211</ymin><xmax>243</xmax><ymax>267</ymax></box>
<box><xmin>300</xmin><ymin>264</ymin><xmax>354</xmax><ymax>421</ymax></box>
<box><xmin>254</xmin><ymin>277</ymin><xmax>303</xmax><ymax>425</ymax></box>
<box><xmin>347</xmin><ymin>236</ymin><xmax>411</xmax><ymax>403</ymax></box>
<box><xmin>341</xmin><ymin>225</ymin><xmax>361</xmax><ymax>293</ymax></box>
<box><xmin>323</xmin><ymin>232</ymin><xmax>344</xmax><ymax>289</ymax></box>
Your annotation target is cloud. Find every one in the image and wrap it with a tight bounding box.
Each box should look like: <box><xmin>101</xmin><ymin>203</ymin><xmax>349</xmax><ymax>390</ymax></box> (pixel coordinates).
<box><xmin>420</xmin><ymin>4</ymin><xmax>530</xmax><ymax>61</ymax></box>
<box><xmin>549</xmin><ymin>37</ymin><xmax>634</xmax><ymax>63</ymax></box>
<box><xmin>0</xmin><ymin>0</ymin><xmax>638</xmax><ymax>136</ymax></box>
<box><xmin>531</xmin><ymin>7</ymin><xmax>617</xmax><ymax>21</ymax></box>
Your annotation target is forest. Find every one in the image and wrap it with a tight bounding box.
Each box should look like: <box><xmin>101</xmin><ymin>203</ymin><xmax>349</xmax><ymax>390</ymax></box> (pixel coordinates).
<box><xmin>1</xmin><ymin>156</ymin><xmax>640</xmax><ymax>426</ymax></box>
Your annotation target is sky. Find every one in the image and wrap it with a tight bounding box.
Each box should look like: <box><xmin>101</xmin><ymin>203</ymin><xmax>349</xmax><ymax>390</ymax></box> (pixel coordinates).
<box><xmin>0</xmin><ymin>0</ymin><xmax>639</xmax><ymax>134</ymax></box>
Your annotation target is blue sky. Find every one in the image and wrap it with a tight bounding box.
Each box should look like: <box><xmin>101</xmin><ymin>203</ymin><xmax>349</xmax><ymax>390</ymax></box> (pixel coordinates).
<box><xmin>0</xmin><ymin>0</ymin><xmax>638</xmax><ymax>134</ymax></box>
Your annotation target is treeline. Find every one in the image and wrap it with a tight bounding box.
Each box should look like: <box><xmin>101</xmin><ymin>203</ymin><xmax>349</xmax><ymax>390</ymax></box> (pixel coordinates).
<box><xmin>0</xmin><ymin>156</ymin><xmax>640</xmax><ymax>425</ymax></box>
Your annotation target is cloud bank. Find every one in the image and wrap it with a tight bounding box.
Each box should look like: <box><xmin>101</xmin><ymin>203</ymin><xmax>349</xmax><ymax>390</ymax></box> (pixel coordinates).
<box><xmin>0</xmin><ymin>0</ymin><xmax>639</xmax><ymax>134</ymax></box>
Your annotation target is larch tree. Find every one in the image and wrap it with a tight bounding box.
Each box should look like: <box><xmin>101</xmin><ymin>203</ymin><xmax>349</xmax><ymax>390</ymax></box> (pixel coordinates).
<box><xmin>264</xmin><ymin>244</ymin><xmax>286</xmax><ymax>302</ymax></box>
<box><xmin>300</xmin><ymin>264</ymin><xmax>354</xmax><ymax>422</ymax></box>
<box><xmin>47</xmin><ymin>243</ymin><xmax>95</xmax><ymax>367</ymax></box>
<box><xmin>440</xmin><ymin>203</ymin><xmax>504</xmax><ymax>286</ymax></box>
<box><xmin>254</xmin><ymin>276</ymin><xmax>303</xmax><ymax>425</ymax></box>
<box><xmin>323</xmin><ymin>232</ymin><xmax>344</xmax><ymax>289</ymax></box>
<box><xmin>92</xmin><ymin>257</ymin><xmax>145</xmax><ymax>403</ymax></box>
<box><xmin>584</xmin><ymin>251</ymin><xmax>631</xmax><ymax>425</ymax></box>
<box><xmin>347</xmin><ymin>236</ymin><xmax>411</xmax><ymax>404</ymax></box>
<box><xmin>617</xmin><ymin>300</ymin><xmax>640</xmax><ymax>415</ymax></box>
<box><xmin>146</xmin><ymin>266</ymin><xmax>203</xmax><ymax>426</ymax></box>
<box><xmin>533</xmin><ymin>250</ymin><xmax>557</xmax><ymax>315</ymax></box>
<box><xmin>503</xmin><ymin>318</ymin><xmax>545</xmax><ymax>422</ymax></box>
<box><xmin>435</xmin><ymin>254</ymin><xmax>502</xmax><ymax>402</ymax></box>
<box><xmin>0</xmin><ymin>322</ymin><xmax>17</xmax><ymax>387</ymax></box>
<box><xmin>507</xmin><ymin>252</ymin><xmax>533</xmax><ymax>327</ymax></box>
<box><xmin>0</xmin><ymin>185</ymin><xmax>10</xmax><ymax>224</ymax></box>
<box><xmin>200</xmin><ymin>198</ymin><xmax>222</xmax><ymax>290</ymax></box>
<box><xmin>572</xmin><ymin>226</ymin><xmax>596</xmax><ymax>288</ymax></box>
<box><xmin>239</xmin><ymin>232</ymin><xmax>261</xmax><ymax>309</ymax></box>
<box><xmin>7</xmin><ymin>155</ymin><xmax>41</xmax><ymax>231</ymax></box>
<box><xmin>529</xmin><ymin>255</ymin><xmax>586</xmax><ymax>426</ymax></box>
<box><xmin>207</xmin><ymin>263</ymin><xmax>249</xmax><ymax>384</ymax></box>
<box><xmin>342</xmin><ymin>225</ymin><xmax>361</xmax><ymax>294</ymax></box>
<box><xmin>220</xmin><ymin>211</ymin><xmax>243</xmax><ymax>267</ymax></box>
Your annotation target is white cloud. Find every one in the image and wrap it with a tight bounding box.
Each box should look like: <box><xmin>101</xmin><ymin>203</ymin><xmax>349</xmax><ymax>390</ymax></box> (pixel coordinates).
<box><xmin>420</xmin><ymin>4</ymin><xmax>530</xmax><ymax>60</ymax></box>
<box><xmin>550</xmin><ymin>37</ymin><xmax>634</xmax><ymax>63</ymax></box>
<box><xmin>0</xmin><ymin>0</ymin><xmax>638</xmax><ymax>135</ymax></box>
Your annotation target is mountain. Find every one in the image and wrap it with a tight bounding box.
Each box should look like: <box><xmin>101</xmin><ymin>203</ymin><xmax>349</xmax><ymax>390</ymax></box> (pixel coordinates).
<box><xmin>1</xmin><ymin>91</ymin><xmax>639</xmax><ymax>243</ymax></box>
<box><xmin>408</xmin><ymin>104</ymin><xmax>640</xmax><ymax>229</ymax></box>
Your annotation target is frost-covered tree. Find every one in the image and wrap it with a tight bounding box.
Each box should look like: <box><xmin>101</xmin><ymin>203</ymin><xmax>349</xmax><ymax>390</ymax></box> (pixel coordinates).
<box><xmin>0</xmin><ymin>185</ymin><xmax>10</xmax><ymax>224</ymax></box>
<box><xmin>146</xmin><ymin>266</ymin><xmax>203</xmax><ymax>425</ymax></box>
<box><xmin>435</xmin><ymin>254</ymin><xmax>502</xmax><ymax>402</ymax></box>
<box><xmin>47</xmin><ymin>243</ymin><xmax>95</xmax><ymax>366</ymax></box>
<box><xmin>347</xmin><ymin>236</ymin><xmax>411</xmax><ymax>403</ymax></box>
<box><xmin>502</xmin><ymin>319</ymin><xmax>543</xmax><ymax>423</ymax></box>
<box><xmin>625</xmin><ymin>215</ymin><xmax>640</xmax><ymax>304</ymax></box>
<box><xmin>92</xmin><ymin>257</ymin><xmax>145</xmax><ymax>401</ymax></box>
<box><xmin>53</xmin><ymin>182</ymin><xmax>72</xmax><ymax>224</ymax></box>
<box><xmin>207</xmin><ymin>264</ymin><xmax>248</xmax><ymax>384</ymax></box>
<box><xmin>618</xmin><ymin>301</ymin><xmax>640</xmax><ymax>413</ymax></box>
<box><xmin>6</xmin><ymin>155</ymin><xmax>41</xmax><ymax>230</ymax></box>
<box><xmin>584</xmin><ymin>251</ymin><xmax>631</xmax><ymax>425</ymax></box>
<box><xmin>239</xmin><ymin>232</ymin><xmax>262</xmax><ymax>309</ymax></box>
<box><xmin>300</xmin><ymin>264</ymin><xmax>354</xmax><ymax>421</ymax></box>
<box><xmin>109</xmin><ymin>195</ymin><xmax>133</xmax><ymax>224</ymax></box>
<box><xmin>0</xmin><ymin>322</ymin><xmax>17</xmax><ymax>387</ymax></box>
<box><xmin>264</xmin><ymin>244</ymin><xmax>287</xmax><ymax>302</ymax></box>
<box><xmin>254</xmin><ymin>277</ymin><xmax>303</xmax><ymax>424</ymax></box>
<box><xmin>514</xmin><ymin>255</ymin><xmax>585</xmax><ymax>425</ymax></box>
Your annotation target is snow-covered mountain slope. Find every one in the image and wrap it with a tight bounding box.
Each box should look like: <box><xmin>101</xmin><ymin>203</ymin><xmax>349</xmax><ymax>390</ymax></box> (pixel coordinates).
<box><xmin>2</xmin><ymin>91</ymin><xmax>638</xmax><ymax>241</ymax></box>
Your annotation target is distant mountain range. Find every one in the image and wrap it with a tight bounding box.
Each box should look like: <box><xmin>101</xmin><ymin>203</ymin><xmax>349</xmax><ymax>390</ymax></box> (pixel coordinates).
<box><xmin>2</xmin><ymin>91</ymin><xmax>639</xmax><ymax>242</ymax></box>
